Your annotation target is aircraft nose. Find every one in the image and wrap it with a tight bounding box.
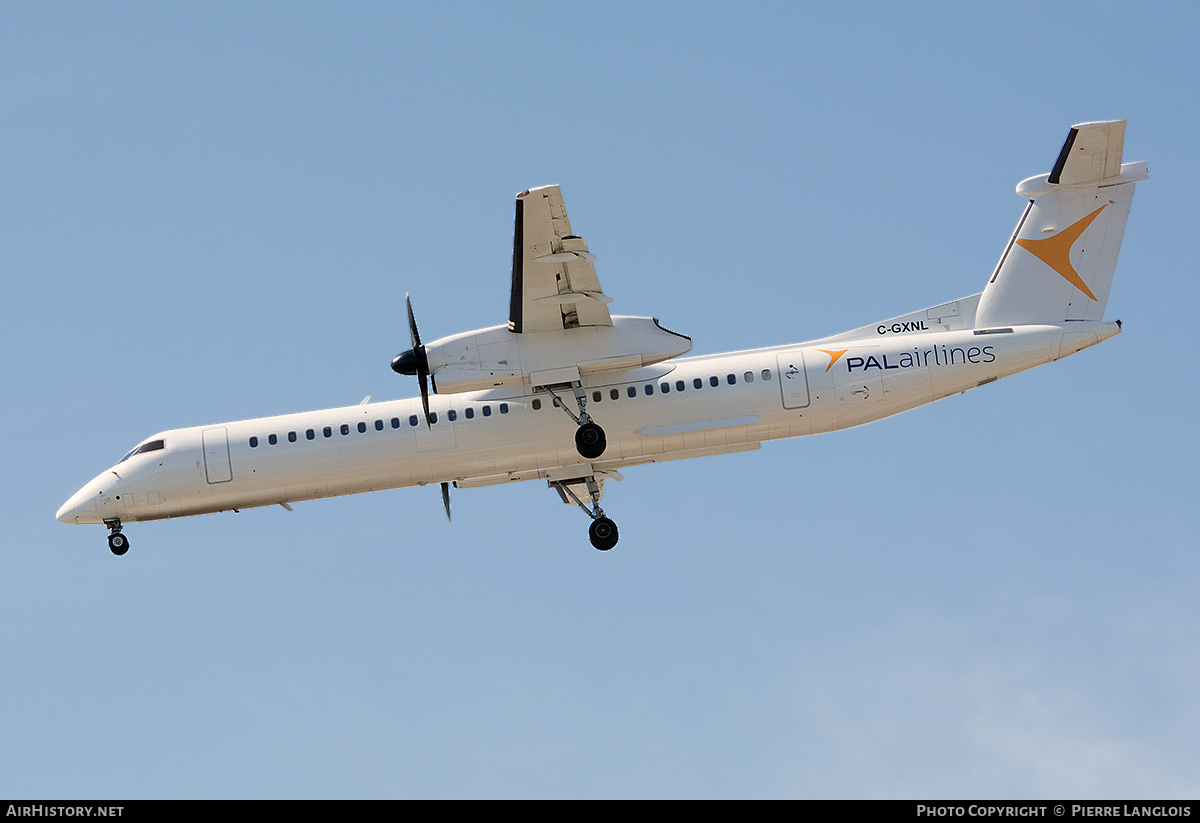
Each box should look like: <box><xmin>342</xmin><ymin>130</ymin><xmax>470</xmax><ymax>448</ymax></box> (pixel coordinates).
<box><xmin>56</xmin><ymin>495</ymin><xmax>78</xmax><ymax>523</ymax></box>
<box><xmin>56</xmin><ymin>484</ymin><xmax>98</xmax><ymax>524</ymax></box>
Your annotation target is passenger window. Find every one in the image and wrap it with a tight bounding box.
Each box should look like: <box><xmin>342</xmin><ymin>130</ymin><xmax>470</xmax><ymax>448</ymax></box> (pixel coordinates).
<box><xmin>249</xmin><ymin>436</ymin><xmax>259</xmax><ymax>448</ymax></box>
<box><xmin>761</xmin><ymin>369</ymin><xmax>772</xmax><ymax>381</ymax></box>
<box><xmin>531</xmin><ymin>399</ymin><xmax>541</xmax><ymax>411</ymax></box>
<box><xmin>610</xmin><ymin>389</ymin><xmax>619</xmax><ymax>400</ymax></box>
<box><xmin>744</xmin><ymin>371</ymin><xmax>754</xmax><ymax>383</ymax></box>
<box><xmin>268</xmin><ymin>434</ymin><xmax>278</xmax><ymax>445</ymax></box>
<box><xmin>592</xmin><ymin>391</ymin><xmax>602</xmax><ymax>403</ymax></box>
<box><xmin>465</xmin><ymin>407</ymin><xmax>475</xmax><ymax>419</ymax></box>
<box><xmin>357</xmin><ymin>422</ymin><xmax>367</xmax><ymax>433</ymax></box>
<box><xmin>341</xmin><ymin>424</ymin><xmax>350</xmax><ymax>435</ymax></box>
<box><xmin>660</xmin><ymin>382</ymin><xmax>670</xmax><ymax>393</ymax></box>
<box><xmin>288</xmin><ymin>431</ymin><xmax>297</xmax><ymax>442</ymax></box>
<box><xmin>727</xmin><ymin>374</ymin><xmax>736</xmax><ymax>385</ymax></box>
<box><xmin>644</xmin><ymin>384</ymin><xmax>654</xmax><ymax>396</ymax></box>
<box><xmin>448</xmin><ymin>409</ymin><xmax>457</xmax><ymax>422</ymax></box>
<box><xmin>693</xmin><ymin>378</ymin><xmax>702</xmax><ymax>389</ymax></box>
<box><xmin>710</xmin><ymin>376</ymin><xmax>719</xmax><ymax>387</ymax></box>
<box><xmin>391</xmin><ymin>417</ymin><xmax>400</xmax><ymax>429</ymax></box>
<box><xmin>375</xmin><ymin>419</ymin><xmax>384</xmax><ymax>431</ymax></box>
<box><xmin>429</xmin><ymin>412</ymin><xmax>438</xmax><ymax>424</ymax></box>
<box><xmin>675</xmin><ymin>380</ymin><xmax>685</xmax><ymax>392</ymax></box>
<box><xmin>499</xmin><ymin>403</ymin><xmax>508</xmax><ymax>414</ymax></box>
<box><xmin>627</xmin><ymin>386</ymin><xmax>637</xmax><ymax>398</ymax></box>
<box><xmin>306</xmin><ymin>429</ymin><xmax>315</xmax><ymax>440</ymax></box>
<box><xmin>482</xmin><ymin>406</ymin><xmax>491</xmax><ymax>417</ymax></box>
<box><xmin>323</xmin><ymin>426</ymin><xmax>332</xmax><ymax>438</ymax></box>
<box><xmin>409</xmin><ymin>415</ymin><xmax>418</xmax><ymax>427</ymax></box>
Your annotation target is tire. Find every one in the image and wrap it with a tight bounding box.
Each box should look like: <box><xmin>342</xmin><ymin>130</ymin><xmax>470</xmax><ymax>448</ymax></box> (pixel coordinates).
<box><xmin>575</xmin><ymin>423</ymin><xmax>607</xmax><ymax>459</ymax></box>
<box><xmin>108</xmin><ymin>532</ymin><xmax>129</xmax><ymax>556</ymax></box>
<box><xmin>589</xmin><ymin>517</ymin><xmax>619</xmax><ymax>551</ymax></box>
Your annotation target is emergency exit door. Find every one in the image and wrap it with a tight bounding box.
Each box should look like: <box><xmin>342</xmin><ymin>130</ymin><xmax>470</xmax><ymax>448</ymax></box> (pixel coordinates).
<box><xmin>202</xmin><ymin>427</ymin><xmax>233</xmax><ymax>484</ymax></box>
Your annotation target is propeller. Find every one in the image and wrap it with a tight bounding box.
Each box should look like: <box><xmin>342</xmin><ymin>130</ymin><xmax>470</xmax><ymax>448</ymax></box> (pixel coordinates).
<box><xmin>391</xmin><ymin>293</ymin><xmax>434</xmax><ymax>427</ymax></box>
<box><xmin>391</xmin><ymin>295</ymin><xmax>453</xmax><ymax>524</ymax></box>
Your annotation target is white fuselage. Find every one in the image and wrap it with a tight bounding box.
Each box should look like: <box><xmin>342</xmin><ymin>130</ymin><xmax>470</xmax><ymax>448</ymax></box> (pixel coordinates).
<box><xmin>56</xmin><ymin>320</ymin><xmax>1117</xmax><ymax>527</ymax></box>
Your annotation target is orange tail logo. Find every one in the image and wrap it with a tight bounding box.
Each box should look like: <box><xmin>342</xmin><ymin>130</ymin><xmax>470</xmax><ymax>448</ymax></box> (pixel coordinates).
<box><xmin>1015</xmin><ymin>205</ymin><xmax>1107</xmax><ymax>301</ymax></box>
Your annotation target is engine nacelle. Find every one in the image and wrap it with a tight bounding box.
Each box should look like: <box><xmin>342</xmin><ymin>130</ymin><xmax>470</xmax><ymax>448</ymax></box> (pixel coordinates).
<box><xmin>425</xmin><ymin>316</ymin><xmax>691</xmax><ymax>394</ymax></box>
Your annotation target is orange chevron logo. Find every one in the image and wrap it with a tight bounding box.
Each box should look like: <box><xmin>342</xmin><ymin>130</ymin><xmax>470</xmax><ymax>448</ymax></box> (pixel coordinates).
<box><xmin>1015</xmin><ymin>205</ymin><xmax>1107</xmax><ymax>301</ymax></box>
<box><xmin>819</xmin><ymin>348</ymin><xmax>848</xmax><ymax>372</ymax></box>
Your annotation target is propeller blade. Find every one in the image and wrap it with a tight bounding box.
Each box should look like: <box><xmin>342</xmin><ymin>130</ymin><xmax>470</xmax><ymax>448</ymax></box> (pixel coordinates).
<box><xmin>406</xmin><ymin>293</ymin><xmax>422</xmax><ymax>349</ymax></box>
<box><xmin>419</xmin><ymin>372</ymin><xmax>432</xmax><ymax>429</ymax></box>
<box><xmin>441</xmin><ymin>481</ymin><xmax>451</xmax><ymax>523</ymax></box>
<box><xmin>394</xmin><ymin>294</ymin><xmax>434</xmax><ymax>428</ymax></box>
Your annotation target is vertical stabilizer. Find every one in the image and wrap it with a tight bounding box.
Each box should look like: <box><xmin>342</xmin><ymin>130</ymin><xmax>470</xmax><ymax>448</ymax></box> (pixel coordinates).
<box><xmin>976</xmin><ymin>121</ymin><xmax>1146</xmax><ymax>329</ymax></box>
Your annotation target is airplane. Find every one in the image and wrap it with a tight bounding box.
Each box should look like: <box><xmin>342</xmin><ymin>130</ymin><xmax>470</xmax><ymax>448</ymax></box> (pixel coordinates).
<box><xmin>56</xmin><ymin>120</ymin><xmax>1146</xmax><ymax>555</ymax></box>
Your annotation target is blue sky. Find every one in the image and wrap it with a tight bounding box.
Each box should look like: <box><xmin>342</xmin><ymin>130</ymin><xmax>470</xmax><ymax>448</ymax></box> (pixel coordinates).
<box><xmin>3</xmin><ymin>1</ymin><xmax>1198</xmax><ymax>799</ymax></box>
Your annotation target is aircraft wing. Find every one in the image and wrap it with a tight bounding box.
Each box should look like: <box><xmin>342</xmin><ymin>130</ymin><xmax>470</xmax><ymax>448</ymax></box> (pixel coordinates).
<box><xmin>508</xmin><ymin>185</ymin><xmax>614</xmax><ymax>334</ymax></box>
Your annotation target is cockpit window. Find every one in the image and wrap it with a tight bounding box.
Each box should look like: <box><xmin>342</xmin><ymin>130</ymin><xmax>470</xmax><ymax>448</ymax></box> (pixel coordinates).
<box><xmin>118</xmin><ymin>439</ymin><xmax>165</xmax><ymax>463</ymax></box>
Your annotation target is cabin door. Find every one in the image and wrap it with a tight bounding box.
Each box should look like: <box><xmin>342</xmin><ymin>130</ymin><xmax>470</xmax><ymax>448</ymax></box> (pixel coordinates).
<box><xmin>776</xmin><ymin>350</ymin><xmax>811</xmax><ymax>409</ymax></box>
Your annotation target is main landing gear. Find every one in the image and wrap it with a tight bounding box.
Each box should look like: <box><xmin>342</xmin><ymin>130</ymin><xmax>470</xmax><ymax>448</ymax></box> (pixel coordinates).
<box><xmin>588</xmin><ymin>516</ymin><xmax>619</xmax><ymax>552</ymax></box>
<box><xmin>543</xmin><ymin>383</ymin><xmax>607</xmax><ymax>460</ymax></box>
<box><xmin>552</xmin><ymin>475</ymin><xmax>619</xmax><ymax>551</ymax></box>
<box><xmin>104</xmin><ymin>519</ymin><xmax>129</xmax><ymax>556</ymax></box>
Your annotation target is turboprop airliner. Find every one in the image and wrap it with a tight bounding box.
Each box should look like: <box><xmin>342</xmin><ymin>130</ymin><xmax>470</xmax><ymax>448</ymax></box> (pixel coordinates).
<box><xmin>57</xmin><ymin>120</ymin><xmax>1146</xmax><ymax>555</ymax></box>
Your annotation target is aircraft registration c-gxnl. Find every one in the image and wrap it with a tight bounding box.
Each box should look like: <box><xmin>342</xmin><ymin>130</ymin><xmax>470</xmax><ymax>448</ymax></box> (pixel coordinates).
<box><xmin>57</xmin><ymin>121</ymin><xmax>1146</xmax><ymax>555</ymax></box>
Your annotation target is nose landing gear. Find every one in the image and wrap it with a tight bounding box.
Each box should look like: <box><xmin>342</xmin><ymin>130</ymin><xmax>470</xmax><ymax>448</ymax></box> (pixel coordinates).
<box><xmin>104</xmin><ymin>519</ymin><xmax>129</xmax><ymax>556</ymax></box>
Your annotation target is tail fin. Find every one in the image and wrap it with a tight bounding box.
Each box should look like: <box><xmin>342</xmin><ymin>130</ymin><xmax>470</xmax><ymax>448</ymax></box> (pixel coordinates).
<box><xmin>975</xmin><ymin>121</ymin><xmax>1146</xmax><ymax>328</ymax></box>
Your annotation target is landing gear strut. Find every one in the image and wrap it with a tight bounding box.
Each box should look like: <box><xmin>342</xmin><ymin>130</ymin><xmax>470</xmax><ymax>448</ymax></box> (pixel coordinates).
<box><xmin>104</xmin><ymin>519</ymin><xmax>129</xmax><ymax>556</ymax></box>
<box><xmin>552</xmin><ymin>475</ymin><xmax>619</xmax><ymax>551</ymax></box>
<box><xmin>543</xmin><ymin>383</ymin><xmax>607</xmax><ymax>460</ymax></box>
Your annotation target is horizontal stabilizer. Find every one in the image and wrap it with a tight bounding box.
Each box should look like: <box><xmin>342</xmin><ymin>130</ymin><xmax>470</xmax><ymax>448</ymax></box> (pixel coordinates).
<box><xmin>1049</xmin><ymin>121</ymin><xmax>1126</xmax><ymax>185</ymax></box>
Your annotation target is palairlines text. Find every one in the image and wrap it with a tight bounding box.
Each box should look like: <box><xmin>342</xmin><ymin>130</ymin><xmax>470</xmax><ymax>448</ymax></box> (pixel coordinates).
<box><xmin>846</xmin><ymin>345</ymin><xmax>996</xmax><ymax>372</ymax></box>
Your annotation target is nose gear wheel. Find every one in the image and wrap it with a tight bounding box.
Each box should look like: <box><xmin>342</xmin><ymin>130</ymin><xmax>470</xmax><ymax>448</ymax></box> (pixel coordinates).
<box><xmin>104</xmin><ymin>519</ymin><xmax>129</xmax><ymax>556</ymax></box>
